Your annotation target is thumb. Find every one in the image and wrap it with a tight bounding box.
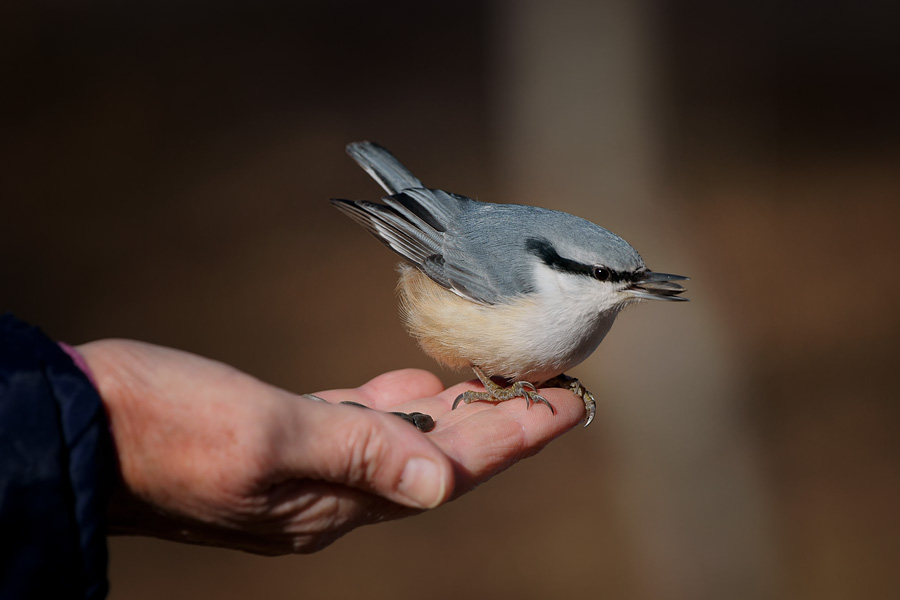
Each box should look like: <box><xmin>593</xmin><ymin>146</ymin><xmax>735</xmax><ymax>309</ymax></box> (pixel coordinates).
<box><xmin>284</xmin><ymin>400</ymin><xmax>454</xmax><ymax>509</ymax></box>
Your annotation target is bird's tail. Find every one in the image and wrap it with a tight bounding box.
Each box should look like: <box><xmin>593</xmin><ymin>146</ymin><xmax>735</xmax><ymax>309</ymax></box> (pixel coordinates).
<box><xmin>346</xmin><ymin>141</ymin><xmax>424</xmax><ymax>195</ymax></box>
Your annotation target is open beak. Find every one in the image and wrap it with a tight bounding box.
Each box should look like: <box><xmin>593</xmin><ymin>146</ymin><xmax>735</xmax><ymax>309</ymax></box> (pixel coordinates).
<box><xmin>628</xmin><ymin>270</ymin><xmax>689</xmax><ymax>301</ymax></box>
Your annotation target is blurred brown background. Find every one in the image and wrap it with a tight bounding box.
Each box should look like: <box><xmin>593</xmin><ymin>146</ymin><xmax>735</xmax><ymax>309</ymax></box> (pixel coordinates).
<box><xmin>2</xmin><ymin>1</ymin><xmax>898</xmax><ymax>599</ymax></box>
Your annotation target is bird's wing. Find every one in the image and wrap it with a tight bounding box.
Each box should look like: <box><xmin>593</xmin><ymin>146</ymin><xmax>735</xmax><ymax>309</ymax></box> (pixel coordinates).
<box><xmin>332</xmin><ymin>193</ymin><xmax>517</xmax><ymax>305</ymax></box>
<box><xmin>330</xmin><ymin>198</ymin><xmax>440</xmax><ymax>267</ymax></box>
<box><xmin>336</xmin><ymin>142</ymin><xmax>522</xmax><ymax>305</ymax></box>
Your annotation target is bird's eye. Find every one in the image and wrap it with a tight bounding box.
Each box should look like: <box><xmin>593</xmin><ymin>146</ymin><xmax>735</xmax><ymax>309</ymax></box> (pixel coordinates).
<box><xmin>593</xmin><ymin>266</ymin><xmax>611</xmax><ymax>281</ymax></box>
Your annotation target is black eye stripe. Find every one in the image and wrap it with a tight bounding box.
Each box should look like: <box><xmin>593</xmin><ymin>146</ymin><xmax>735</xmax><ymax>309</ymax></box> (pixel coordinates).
<box><xmin>524</xmin><ymin>238</ymin><xmax>633</xmax><ymax>283</ymax></box>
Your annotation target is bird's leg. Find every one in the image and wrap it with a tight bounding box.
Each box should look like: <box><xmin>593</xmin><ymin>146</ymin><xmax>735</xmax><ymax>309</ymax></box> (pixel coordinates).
<box><xmin>541</xmin><ymin>374</ymin><xmax>596</xmax><ymax>427</ymax></box>
<box><xmin>452</xmin><ymin>366</ymin><xmax>555</xmax><ymax>414</ymax></box>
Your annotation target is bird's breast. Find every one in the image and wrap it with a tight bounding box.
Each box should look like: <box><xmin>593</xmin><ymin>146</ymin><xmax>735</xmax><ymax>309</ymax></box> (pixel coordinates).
<box><xmin>396</xmin><ymin>265</ymin><xmax>619</xmax><ymax>383</ymax></box>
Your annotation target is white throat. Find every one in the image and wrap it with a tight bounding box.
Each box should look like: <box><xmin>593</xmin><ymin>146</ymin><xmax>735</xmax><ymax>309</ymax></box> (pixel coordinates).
<box><xmin>502</xmin><ymin>263</ymin><xmax>627</xmax><ymax>380</ymax></box>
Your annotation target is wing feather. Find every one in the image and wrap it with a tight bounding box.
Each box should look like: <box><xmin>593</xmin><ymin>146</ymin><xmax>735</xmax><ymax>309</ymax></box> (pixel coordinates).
<box><xmin>335</xmin><ymin>142</ymin><xmax>525</xmax><ymax>306</ymax></box>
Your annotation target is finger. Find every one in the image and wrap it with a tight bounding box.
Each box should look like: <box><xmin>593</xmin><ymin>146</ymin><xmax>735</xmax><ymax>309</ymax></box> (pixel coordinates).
<box><xmin>278</xmin><ymin>398</ymin><xmax>454</xmax><ymax>510</ymax></box>
<box><xmin>428</xmin><ymin>386</ymin><xmax>584</xmax><ymax>488</ymax></box>
<box><xmin>390</xmin><ymin>377</ymin><xmax>586</xmax><ymax>425</ymax></box>
<box><xmin>262</xmin><ymin>480</ymin><xmax>416</xmax><ymax>554</ymax></box>
<box><xmin>358</xmin><ymin>368</ymin><xmax>445</xmax><ymax>410</ymax></box>
<box><xmin>310</xmin><ymin>369</ymin><xmax>445</xmax><ymax>411</ymax></box>
<box><xmin>330</xmin><ymin>375</ymin><xmax>486</xmax><ymax>417</ymax></box>
<box><xmin>328</xmin><ymin>377</ymin><xmax>587</xmax><ymax>434</ymax></box>
<box><xmin>174</xmin><ymin>480</ymin><xmax>416</xmax><ymax>555</ymax></box>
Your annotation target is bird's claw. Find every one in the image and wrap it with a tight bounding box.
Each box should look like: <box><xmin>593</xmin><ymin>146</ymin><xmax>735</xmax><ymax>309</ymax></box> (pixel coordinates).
<box><xmin>542</xmin><ymin>374</ymin><xmax>596</xmax><ymax>427</ymax></box>
<box><xmin>452</xmin><ymin>375</ymin><xmax>555</xmax><ymax>415</ymax></box>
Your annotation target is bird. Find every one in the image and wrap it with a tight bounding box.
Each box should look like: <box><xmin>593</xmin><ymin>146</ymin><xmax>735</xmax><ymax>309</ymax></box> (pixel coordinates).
<box><xmin>331</xmin><ymin>141</ymin><xmax>688</xmax><ymax>427</ymax></box>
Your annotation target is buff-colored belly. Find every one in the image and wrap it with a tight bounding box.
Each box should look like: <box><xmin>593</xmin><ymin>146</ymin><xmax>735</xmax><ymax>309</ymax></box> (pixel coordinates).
<box><xmin>396</xmin><ymin>265</ymin><xmax>614</xmax><ymax>383</ymax></box>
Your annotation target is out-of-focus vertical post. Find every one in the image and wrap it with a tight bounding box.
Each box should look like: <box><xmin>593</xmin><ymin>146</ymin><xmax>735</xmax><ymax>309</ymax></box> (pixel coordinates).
<box><xmin>489</xmin><ymin>1</ymin><xmax>775</xmax><ymax>598</ymax></box>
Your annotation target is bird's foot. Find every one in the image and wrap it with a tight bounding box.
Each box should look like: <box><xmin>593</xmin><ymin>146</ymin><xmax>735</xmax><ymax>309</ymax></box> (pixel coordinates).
<box><xmin>452</xmin><ymin>366</ymin><xmax>555</xmax><ymax>414</ymax></box>
<box><xmin>541</xmin><ymin>374</ymin><xmax>596</xmax><ymax>427</ymax></box>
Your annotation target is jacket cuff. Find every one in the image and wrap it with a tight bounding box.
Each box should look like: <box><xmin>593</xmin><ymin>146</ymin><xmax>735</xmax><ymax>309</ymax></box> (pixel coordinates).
<box><xmin>0</xmin><ymin>314</ymin><xmax>114</xmax><ymax>599</ymax></box>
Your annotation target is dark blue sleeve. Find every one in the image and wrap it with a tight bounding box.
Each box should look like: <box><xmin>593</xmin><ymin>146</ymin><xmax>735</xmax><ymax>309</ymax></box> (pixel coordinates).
<box><xmin>0</xmin><ymin>315</ymin><xmax>114</xmax><ymax>600</ymax></box>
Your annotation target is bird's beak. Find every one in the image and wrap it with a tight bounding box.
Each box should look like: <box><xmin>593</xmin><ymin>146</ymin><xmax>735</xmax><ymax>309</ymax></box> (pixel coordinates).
<box><xmin>627</xmin><ymin>270</ymin><xmax>689</xmax><ymax>301</ymax></box>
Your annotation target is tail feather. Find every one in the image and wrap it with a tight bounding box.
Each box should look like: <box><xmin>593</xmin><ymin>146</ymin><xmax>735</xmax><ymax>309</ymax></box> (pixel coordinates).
<box><xmin>346</xmin><ymin>141</ymin><xmax>423</xmax><ymax>194</ymax></box>
<box><xmin>344</xmin><ymin>141</ymin><xmax>474</xmax><ymax>235</ymax></box>
<box><xmin>333</xmin><ymin>142</ymin><xmax>499</xmax><ymax>305</ymax></box>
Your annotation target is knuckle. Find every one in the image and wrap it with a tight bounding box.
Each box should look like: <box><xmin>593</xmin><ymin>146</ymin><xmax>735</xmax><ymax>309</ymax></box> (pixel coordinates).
<box><xmin>341</xmin><ymin>416</ymin><xmax>391</xmax><ymax>486</ymax></box>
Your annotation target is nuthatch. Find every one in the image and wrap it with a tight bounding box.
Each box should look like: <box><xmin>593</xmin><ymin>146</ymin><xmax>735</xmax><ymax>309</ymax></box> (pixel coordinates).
<box><xmin>332</xmin><ymin>142</ymin><xmax>687</xmax><ymax>426</ymax></box>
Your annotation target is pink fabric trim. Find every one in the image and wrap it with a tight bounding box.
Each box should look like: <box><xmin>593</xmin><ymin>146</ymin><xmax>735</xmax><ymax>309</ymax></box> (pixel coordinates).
<box><xmin>59</xmin><ymin>342</ymin><xmax>97</xmax><ymax>387</ymax></box>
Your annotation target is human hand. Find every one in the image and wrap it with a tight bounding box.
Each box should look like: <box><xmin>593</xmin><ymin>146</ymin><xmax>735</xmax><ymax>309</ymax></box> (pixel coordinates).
<box><xmin>77</xmin><ymin>340</ymin><xmax>584</xmax><ymax>555</ymax></box>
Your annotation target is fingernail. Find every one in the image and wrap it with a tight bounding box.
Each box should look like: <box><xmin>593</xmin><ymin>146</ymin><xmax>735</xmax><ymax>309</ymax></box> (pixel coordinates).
<box><xmin>398</xmin><ymin>458</ymin><xmax>446</xmax><ymax>509</ymax></box>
